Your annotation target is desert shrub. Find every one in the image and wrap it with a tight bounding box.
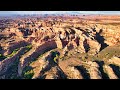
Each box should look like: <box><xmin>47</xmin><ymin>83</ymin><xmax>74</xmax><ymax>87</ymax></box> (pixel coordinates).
<box><xmin>0</xmin><ymin>54</ymin><xmax>2</xmax><ymax>57</ymax></box>
<box><xmin>0</xmin><ymin>53</ymin><xmax>7</xmax><ymax>61</ymax></box>
<box><xmin>22</xmin><ymin>66</ymin><xmax>34</xmax><ymax>79</ymax></box>
<box><xmin>26</xmin><ymin>44</ymin><xmax>32</xmax><ymax>50</ymax></box>
<box><xmin>7</xmin><ymin>48</ymin><xmax>19</xmax><ymax>57</ymax></box>
<box><xmin>54</xmin><ymin>54</ymin><xmax>59</xmax><ymax>63</ymax></box>
<box><xmin>24</xmin><ymin>70</ymin><xmax>34</xmax><ymax>79</ymax></box>
<box><xmin>23</xmin><ymin>45</ymin><xmax>32</xmax><ymax>53</ymax></box>
<box><xmin>50</xmin><ymin>51</ymin><xmax>60</xmax><ymax>63</ymax></box>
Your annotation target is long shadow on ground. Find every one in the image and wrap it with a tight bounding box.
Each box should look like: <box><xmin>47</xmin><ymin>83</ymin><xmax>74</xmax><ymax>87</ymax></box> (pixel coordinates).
<box><xmin>75</xmin><ymin>66</ymin><xmax>90</xmax><ymax>79</ymax></box>
<box><xmin>95</xmin><ymin>61</ymin><xmax>109</xmax><ymax>79</ymax></box>
<box><xmin>109</xmin><ymin>64</ymin><xmax>120</xmax><ymax>79</ymax></box>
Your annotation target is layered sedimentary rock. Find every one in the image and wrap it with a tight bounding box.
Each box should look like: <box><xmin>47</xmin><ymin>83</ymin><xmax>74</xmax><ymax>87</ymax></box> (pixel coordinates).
<box><xmin>0</xmin><ymin>47</ymin><xmax>27</xmax><ymax>76</ymax></box>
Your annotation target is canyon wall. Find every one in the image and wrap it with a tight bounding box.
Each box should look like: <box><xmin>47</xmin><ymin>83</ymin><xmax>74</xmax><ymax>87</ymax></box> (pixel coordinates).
<box><xmin>0</xmin><ymin>47</ymin><xmax>27</xmax><ymax>76</ymax></box>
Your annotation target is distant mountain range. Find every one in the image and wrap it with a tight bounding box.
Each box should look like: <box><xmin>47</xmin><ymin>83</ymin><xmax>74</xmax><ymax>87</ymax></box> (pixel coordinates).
<box><xmin>0</xmin><ymin>11</ymin><xmax>120</xmax><ymax>16</ymax></box>
<box><xmin>0</xmin><ymin>11</ymin><xmax>84</xmax><ymax>16</ymax></box>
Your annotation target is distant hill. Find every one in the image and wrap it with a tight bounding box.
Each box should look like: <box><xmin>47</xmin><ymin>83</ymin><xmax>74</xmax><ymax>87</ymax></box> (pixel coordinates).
<box><xmin>0</xmin><ymin>11</ymin><xmax>120</xmax><ymax>17</ymax></box>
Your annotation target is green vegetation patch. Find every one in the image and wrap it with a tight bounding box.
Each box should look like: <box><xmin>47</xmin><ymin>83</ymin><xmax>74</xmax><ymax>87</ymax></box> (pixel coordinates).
<box><xmin>50</xmin><ymin>51</ymin><xmax>60</xmax><ymax>63</ymax></box>
<box><xmin>22</xmin><ymin>66</ymin><xmax>34</xmax><ymax>79</ymax></box>
<box><xmin>22</xmin><ymin>44</ymin><xmax>32</xmax><ymax>53</ymax></box>
<box><xmin>26</xmin><ymin>44</ymin><xmax>32</xmax><ymax>50</ymax></box>
<box><xmin>7</xmin><ymin>48</ymin><xmax>19</xmax><ymax>57</ymax></box>
<box><xmin>0</xmin><ymin>53</ymin><xmax>7</xmax><ymax>61</ymax></box>
<box><xmin>24</xmin><ymin>70</ymin><xmax>34</xmax><ymax>79</ymax></box>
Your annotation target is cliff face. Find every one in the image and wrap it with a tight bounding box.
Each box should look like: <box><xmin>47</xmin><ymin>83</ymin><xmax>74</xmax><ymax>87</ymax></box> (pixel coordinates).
<box><xmin>0</xmin><ymin>47</ymin><xmax>27</xmax><ymax>76</ymax></box>
<box><xmin>3</xmin><ymin>41</ymin><xmax>29</xmax><ymax>56</ymax></box>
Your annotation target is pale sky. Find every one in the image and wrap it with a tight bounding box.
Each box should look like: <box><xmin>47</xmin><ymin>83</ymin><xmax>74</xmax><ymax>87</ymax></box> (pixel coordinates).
<box><xmin>0</xmin><ymin>11</ymin><xmax>120</xmax><ymax>15</ymax></box>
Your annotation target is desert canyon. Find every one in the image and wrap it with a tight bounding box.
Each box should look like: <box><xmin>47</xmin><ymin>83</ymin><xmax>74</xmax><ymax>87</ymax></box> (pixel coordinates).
<box><xmin>0</xmin><ymin>14</ymin><xmax>120</xmax><ymax>79</ymax></box>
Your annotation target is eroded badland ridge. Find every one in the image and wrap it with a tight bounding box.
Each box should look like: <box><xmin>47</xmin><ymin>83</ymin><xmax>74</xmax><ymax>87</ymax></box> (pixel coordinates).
<box><xmin>0</xmin><ymin>15</ymin><xmax>120</xmax><ymax>79</ymax></box>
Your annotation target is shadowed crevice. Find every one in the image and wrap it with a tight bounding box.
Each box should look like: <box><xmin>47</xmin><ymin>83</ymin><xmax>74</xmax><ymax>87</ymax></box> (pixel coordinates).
<box><xmin>75</xmin><ymin>66</ymin><xmax>90</xmax><ymax>79</ymax></box>
<box><xmin>95</xmin><ymin>29</ymin><xmax>108</xmax><ymax>51</ymax></box>
<box><xmin>109</xmin><ymin>64</ymin><xmax>120</xmax><ymax>79</ymax></box>
<box><xmin>95</xmin><ymin>61</ymin><xmax>109</xmax><ymax>79</ymax></box>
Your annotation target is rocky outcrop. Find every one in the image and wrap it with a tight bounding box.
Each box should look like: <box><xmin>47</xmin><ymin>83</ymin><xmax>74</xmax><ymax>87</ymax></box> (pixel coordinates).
<box><xmin>18</xmin><ymin>40</ymin><xmax>58</xmax><ymax>76</ymax></box>
<box><xmin>88</xmin><ymin>67</ymin><xmax>102</xmax><ymax>79</ymax></box>
<box><xmin>65</xmin><ymin>66</ymin><xmax>83</xmax><ymax>79</ymax></box>
<box><xmin>87</xmin><ymin>38</ymin><xmax>101</xmax><ymax>55</ymax></box>
<box><xmin>55</xmin><ymin>36</ymin><xmax>63</xmax><ymax>49</ymax></box>
<box><xmin>77</xmin><ymin>36</ymin><xmax>86</xmax><ymax>53</ymax></box>
<box><xmin>108</xmin><ymin>56</ymin><xmax>120</xmax><ymax>66</ymax></box>
<box><xmin>44</xmin><ymin>66</ymin><xmax>62</xmax><ymax>79</ymax></box>
<box><xmin>0</xmin><ymin>47</ymin><xmax>27</xmax><ymax>76</ymax></box>
<box><xmin>58</xmin><ymin>58</ymin><xmax>84</xmax><ymax>79</ymax></box>
<box><xmin>103</xmin><ymin>65</ymin><xmax>118</xmax><ymax>79</ymax></box>
<box><xmin>3</xmin><ymin>40</ymin><xmax>29</xmax><ymax>56</ymax></box>
<box><xmin>86</xmin><ymin>61</ymin><xmax>102</xmax><ymax>79</ymax></box>
<box><xmin>101</xmin><ymin>28</ymin><xmax>120</xmax><ymax>46</ymax></box>
<box><xmin>32</xmin><ymin>59</ymin><xmax>49</xmax><ymax>79</ymax></box>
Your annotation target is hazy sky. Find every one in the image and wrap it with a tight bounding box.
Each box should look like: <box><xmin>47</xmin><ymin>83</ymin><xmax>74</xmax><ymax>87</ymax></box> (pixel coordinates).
<box><xmin>0</xmin><ymin>11</ymin><xmax>120</xmax><ymax>15</ymax></box>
